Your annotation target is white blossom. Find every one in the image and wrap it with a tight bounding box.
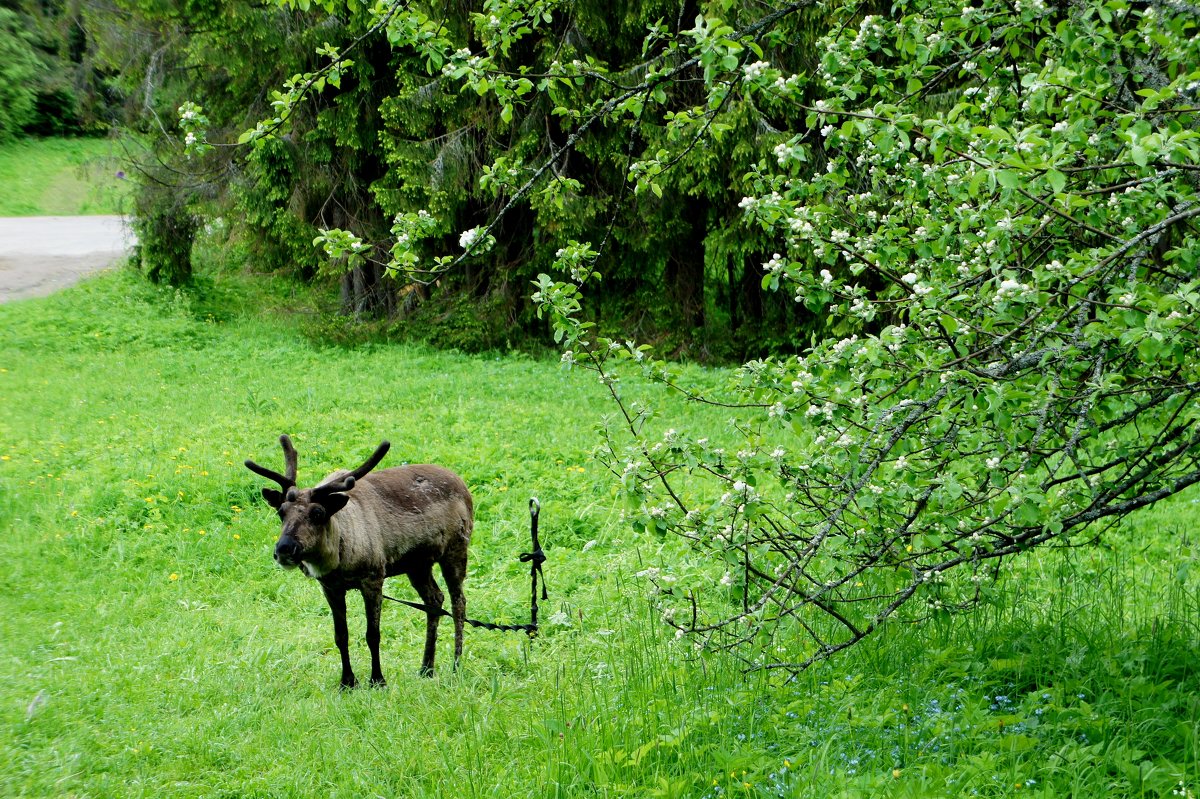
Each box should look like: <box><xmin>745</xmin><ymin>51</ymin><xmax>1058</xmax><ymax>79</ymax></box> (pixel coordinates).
<box><xmin>743</xmin><ymin>60</ymin><xmax>770</xmax><ymax>80</ymax></box>
<box><xmin>459</xmin><ymin>227</ymin><xmax>481</xmax><ymax>250</ymax></box>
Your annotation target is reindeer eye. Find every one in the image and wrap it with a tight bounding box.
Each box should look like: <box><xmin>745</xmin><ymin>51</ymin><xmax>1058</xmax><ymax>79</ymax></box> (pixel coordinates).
<box><xmin>309</xmin><ymin>506</ymin><xmax>326</xmax><ymax>522</ymax></box>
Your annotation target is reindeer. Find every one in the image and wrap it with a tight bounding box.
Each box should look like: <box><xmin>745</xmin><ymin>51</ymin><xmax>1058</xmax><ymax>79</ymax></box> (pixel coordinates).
<box><xmin>245</xmin><ymin>435</ymin><xmax>472</xmax><ymax>686</ymax></box>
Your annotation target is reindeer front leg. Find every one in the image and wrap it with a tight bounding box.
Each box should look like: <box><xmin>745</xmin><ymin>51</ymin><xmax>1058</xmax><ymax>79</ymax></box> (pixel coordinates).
<box><xmin>361</xmin><ymin>577</ymin><xmax>387</xmax><ymax>687</ymax></box>
<box><xmin>321</xmin><ymin>584</ymin><xmax>356</xmax><ymax>689</ymax></box>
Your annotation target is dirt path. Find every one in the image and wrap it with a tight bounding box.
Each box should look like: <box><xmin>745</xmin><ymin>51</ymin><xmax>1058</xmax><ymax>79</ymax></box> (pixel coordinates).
<box><xmin>0</xmin><ymin>216</ymin><xmax>134</xmax><ymax>303</ymax></box>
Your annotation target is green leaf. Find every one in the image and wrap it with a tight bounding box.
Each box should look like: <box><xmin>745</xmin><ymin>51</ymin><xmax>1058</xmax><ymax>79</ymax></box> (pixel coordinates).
<box><xmin>995</xmin><ymin>170</ymin><xmax>1019</xmax><ymax>189</ymax></box>
<box><xmin>1046</xmin><ymin>169</ymin><xmax>1066</xmax><ymax>194</ymax></box>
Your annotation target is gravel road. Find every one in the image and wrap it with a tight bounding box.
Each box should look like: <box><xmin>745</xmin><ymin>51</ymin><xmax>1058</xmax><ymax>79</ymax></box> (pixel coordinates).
<box><xmin>0</xmin><ymin>216</ymin><xmax>135</xmax><ymax>303</ymax></box>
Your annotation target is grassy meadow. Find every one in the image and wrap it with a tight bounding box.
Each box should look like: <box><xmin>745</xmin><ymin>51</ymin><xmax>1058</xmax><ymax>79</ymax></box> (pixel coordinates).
<box><xmin>0</xmin><ymin>138</ymin><xmax>130</xmax><ymax>217</ymax></box>
<box><xmin>0</xmin><ymin>261</ymin><xmax>1198</xmax><ymax>797</ymax></box>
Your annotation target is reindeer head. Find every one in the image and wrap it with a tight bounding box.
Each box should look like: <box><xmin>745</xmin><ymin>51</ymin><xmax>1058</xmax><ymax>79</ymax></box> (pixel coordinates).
<box><xmin>245</xmin><ymin>435</ymin><xmax>390</xmax><ymax>570</ymax></box>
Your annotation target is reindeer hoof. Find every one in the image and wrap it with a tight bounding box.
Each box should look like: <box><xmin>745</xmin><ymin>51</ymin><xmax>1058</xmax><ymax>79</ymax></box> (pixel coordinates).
<box><xmin>418</xmin><ymin>665</ymin><xmax>435</xmax><ymax>678</ymax></box>
<box><xmin>339</xmin><ymin>674</ymin><xmax>358</xmax><ymax>690</ymax></box>
<box><xmin>370</xmin><ymin>675</ymin><xmax>387</xmax><ymax>688</ymax></box>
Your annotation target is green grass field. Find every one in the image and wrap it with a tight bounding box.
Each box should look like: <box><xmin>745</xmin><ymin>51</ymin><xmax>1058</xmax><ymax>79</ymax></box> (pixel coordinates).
<box><xmin>0</xmin><ymin>263</ymin><xmax>1197</xmax><ymax>797</ymax></box>
<box><xmin>0</xmin><ymin>137</ymin><xmax>130</xmax><ymax>217</ymax></box>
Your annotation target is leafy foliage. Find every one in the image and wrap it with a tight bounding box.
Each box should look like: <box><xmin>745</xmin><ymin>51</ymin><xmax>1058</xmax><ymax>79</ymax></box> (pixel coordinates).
<box><xmin>132</xmin><ymin>180</ymin><xmax>196</xmax><ymax>285</ymax></box>
<box><xmin>538</xmin><ymin>0</ymin><xmax>1200</xmax><ymax>673</ymax></box>
<box><xmin>110</xmin><ymin>0</ymin><xmax>836</xmax><ymax>351</ymax></box>
<box><xmin>233</xmin><ymin>0</ymin><xmax>1200</xmax><ymax>672</ymax></box>
<box><xmin>0</xmin><ymin>8</ymin><xmax>40</xmax><ymax>140</ymax></box>
<box><xmin>0</xmin><ymin>0</ymin><xmax>120</xmax><ymax>136</ymax></box>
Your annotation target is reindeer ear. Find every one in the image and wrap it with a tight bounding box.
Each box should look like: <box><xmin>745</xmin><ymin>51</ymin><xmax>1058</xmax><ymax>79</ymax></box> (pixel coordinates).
<box><xmin>320</xmin><ymin>493</ymin><xmax>351</xmax><ymax>516</ymax></box>
<box><xmin>262</xmin><ymin>488</ymin><xmax>285</xmax><ymax>509</ymax></box>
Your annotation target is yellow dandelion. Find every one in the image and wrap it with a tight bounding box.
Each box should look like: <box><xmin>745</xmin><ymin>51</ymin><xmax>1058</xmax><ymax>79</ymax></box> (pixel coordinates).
<box><xmin>70</xmin><ymin>510</ymin><xmax>78</xmax><ymax>517</ymax></box>
<box><xmin>231</xmin><ymin>505</ymin><xmax>242</xmax><ymax>513</ymax></box>
<box><xmin>169</xmin><ymin>573</ymin><xmax>179</xmax><ymax>581</ymax></box>
<box><xmin>198</xmin><ymin>530</ymin><xmax>205</xmax><ymax>535</ymax></box>
<box><xmin>200</xmin><ymin>470</ymin><xmax>208</xmax><ymax>476</ymax></box>
<box><xmin>233</xmin><ymin>534</ymin><xmax>240</xmax><ymax>540</ymax></box>
<box><xmin>1</xmin><ymin>455</ymin><xmax>10</xmax><ymax>461</ymax></box>
<box><xmin>498</xmin><ymin>485</ymin><xmax>509</xmax><ymax>492</ymax></box>
<box><xmin>893</xmin><ymin>769</ymin><xmax>902</xmax><ymax>779</ymax></box>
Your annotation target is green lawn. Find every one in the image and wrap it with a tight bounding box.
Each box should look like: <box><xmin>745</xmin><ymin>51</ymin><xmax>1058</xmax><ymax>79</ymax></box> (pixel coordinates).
<box><xmin>0</xmin><ymin>266</ymin><xmax>1197</xmax><ymax>797</ymax></box>
<box><xmin>0</xmin><ymin>137</ymin><xmax>130</xmax><ymax>216</ymax></box>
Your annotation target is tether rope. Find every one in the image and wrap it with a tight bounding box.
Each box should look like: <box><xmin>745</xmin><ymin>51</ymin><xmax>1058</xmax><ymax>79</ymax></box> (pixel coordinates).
<box><xmin>383</xmin><ymin>497</ymin><xmax>547</xmax><ymax>638</ymax></box>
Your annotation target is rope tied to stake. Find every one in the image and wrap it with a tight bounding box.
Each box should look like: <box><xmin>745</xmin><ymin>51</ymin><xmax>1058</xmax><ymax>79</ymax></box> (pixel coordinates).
<box><xmin>519</xmin><ymin>497</ymin><xmax>549</xmax><ymax>631</ymax></box>
<box><xmin>384</xmin><ymin>496</ymin><xmax>548</xmax><ymax>638</ymax></box>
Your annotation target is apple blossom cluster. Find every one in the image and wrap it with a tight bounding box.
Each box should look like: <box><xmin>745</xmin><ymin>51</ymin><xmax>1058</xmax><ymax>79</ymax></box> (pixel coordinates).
<box><xmin>384</xmin><ymin>210</ymin><xmax>440</xmax><ymax>274</ymax></box>
<box><xmin>552</xmin><ymin>241</ymin><xmax>600</xmax><ymax>284</ymax></box>
<box><xmin>177</xmin><ymin>102</ymin><xmax>211</xmax><ymax>158</ymax></box>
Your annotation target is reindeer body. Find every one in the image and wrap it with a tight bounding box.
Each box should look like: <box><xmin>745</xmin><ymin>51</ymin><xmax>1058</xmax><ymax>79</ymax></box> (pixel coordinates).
<box><xmin>246</xmin><ymin>437</ymin><xmax>471</xmax><ymax>687</ymax></box>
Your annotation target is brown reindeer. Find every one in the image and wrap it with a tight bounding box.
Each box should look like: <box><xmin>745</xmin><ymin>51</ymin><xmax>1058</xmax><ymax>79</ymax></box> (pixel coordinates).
<box><xmin>245</xmin><ymin>435</ymin><xmax>472</xmax><ymax>686</ymax></box>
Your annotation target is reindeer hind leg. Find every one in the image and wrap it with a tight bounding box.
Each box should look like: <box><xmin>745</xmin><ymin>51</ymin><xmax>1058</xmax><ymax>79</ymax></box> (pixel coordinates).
<box><xmin>439</xmin><ymin>554</ymin><xmax>468</xmax><ymax>671</ymax></box>
<box><xmin>406</xmin><ymin>562</ymin><xmax>444</xmax><ymax>677</ymax></box>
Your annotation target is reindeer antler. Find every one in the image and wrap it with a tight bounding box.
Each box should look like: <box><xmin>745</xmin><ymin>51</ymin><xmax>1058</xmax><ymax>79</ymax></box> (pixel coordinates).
<box><xmin>244</xmin><ymin>434</ymin><xmax>299</xmax><ymax>491</ymax></box>
<box><xmin>312</xmin><ymin>440</ymin><xmax>391</xmax><ymax>497</ymax></box>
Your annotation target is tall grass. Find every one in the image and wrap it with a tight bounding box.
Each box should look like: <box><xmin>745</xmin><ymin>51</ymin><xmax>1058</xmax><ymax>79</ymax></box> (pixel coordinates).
<box><xmin>0</xmin><ymin>265</ymin><xmax>1197</xmax><ymax>797</ymax></box>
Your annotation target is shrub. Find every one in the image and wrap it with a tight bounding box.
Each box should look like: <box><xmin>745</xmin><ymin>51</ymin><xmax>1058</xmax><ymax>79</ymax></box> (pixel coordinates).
<box><xmin>132</xmin><ymin>183</ymin><xmax>197</xmax><ymax>286</ymax></box>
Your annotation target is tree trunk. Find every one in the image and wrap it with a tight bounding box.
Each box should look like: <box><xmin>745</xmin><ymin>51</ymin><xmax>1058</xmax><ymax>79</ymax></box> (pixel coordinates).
<box><xmin>665</xmin><ymin>197</ymin><xmax>707</xmax><ymax>331</ymax></box>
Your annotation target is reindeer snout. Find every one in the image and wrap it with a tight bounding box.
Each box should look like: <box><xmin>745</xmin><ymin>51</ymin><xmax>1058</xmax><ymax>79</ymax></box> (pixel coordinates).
<box><xmin>275</xmin><ymin>536</ymin><xmax>301</xmax><ymax>565</ymax></box>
